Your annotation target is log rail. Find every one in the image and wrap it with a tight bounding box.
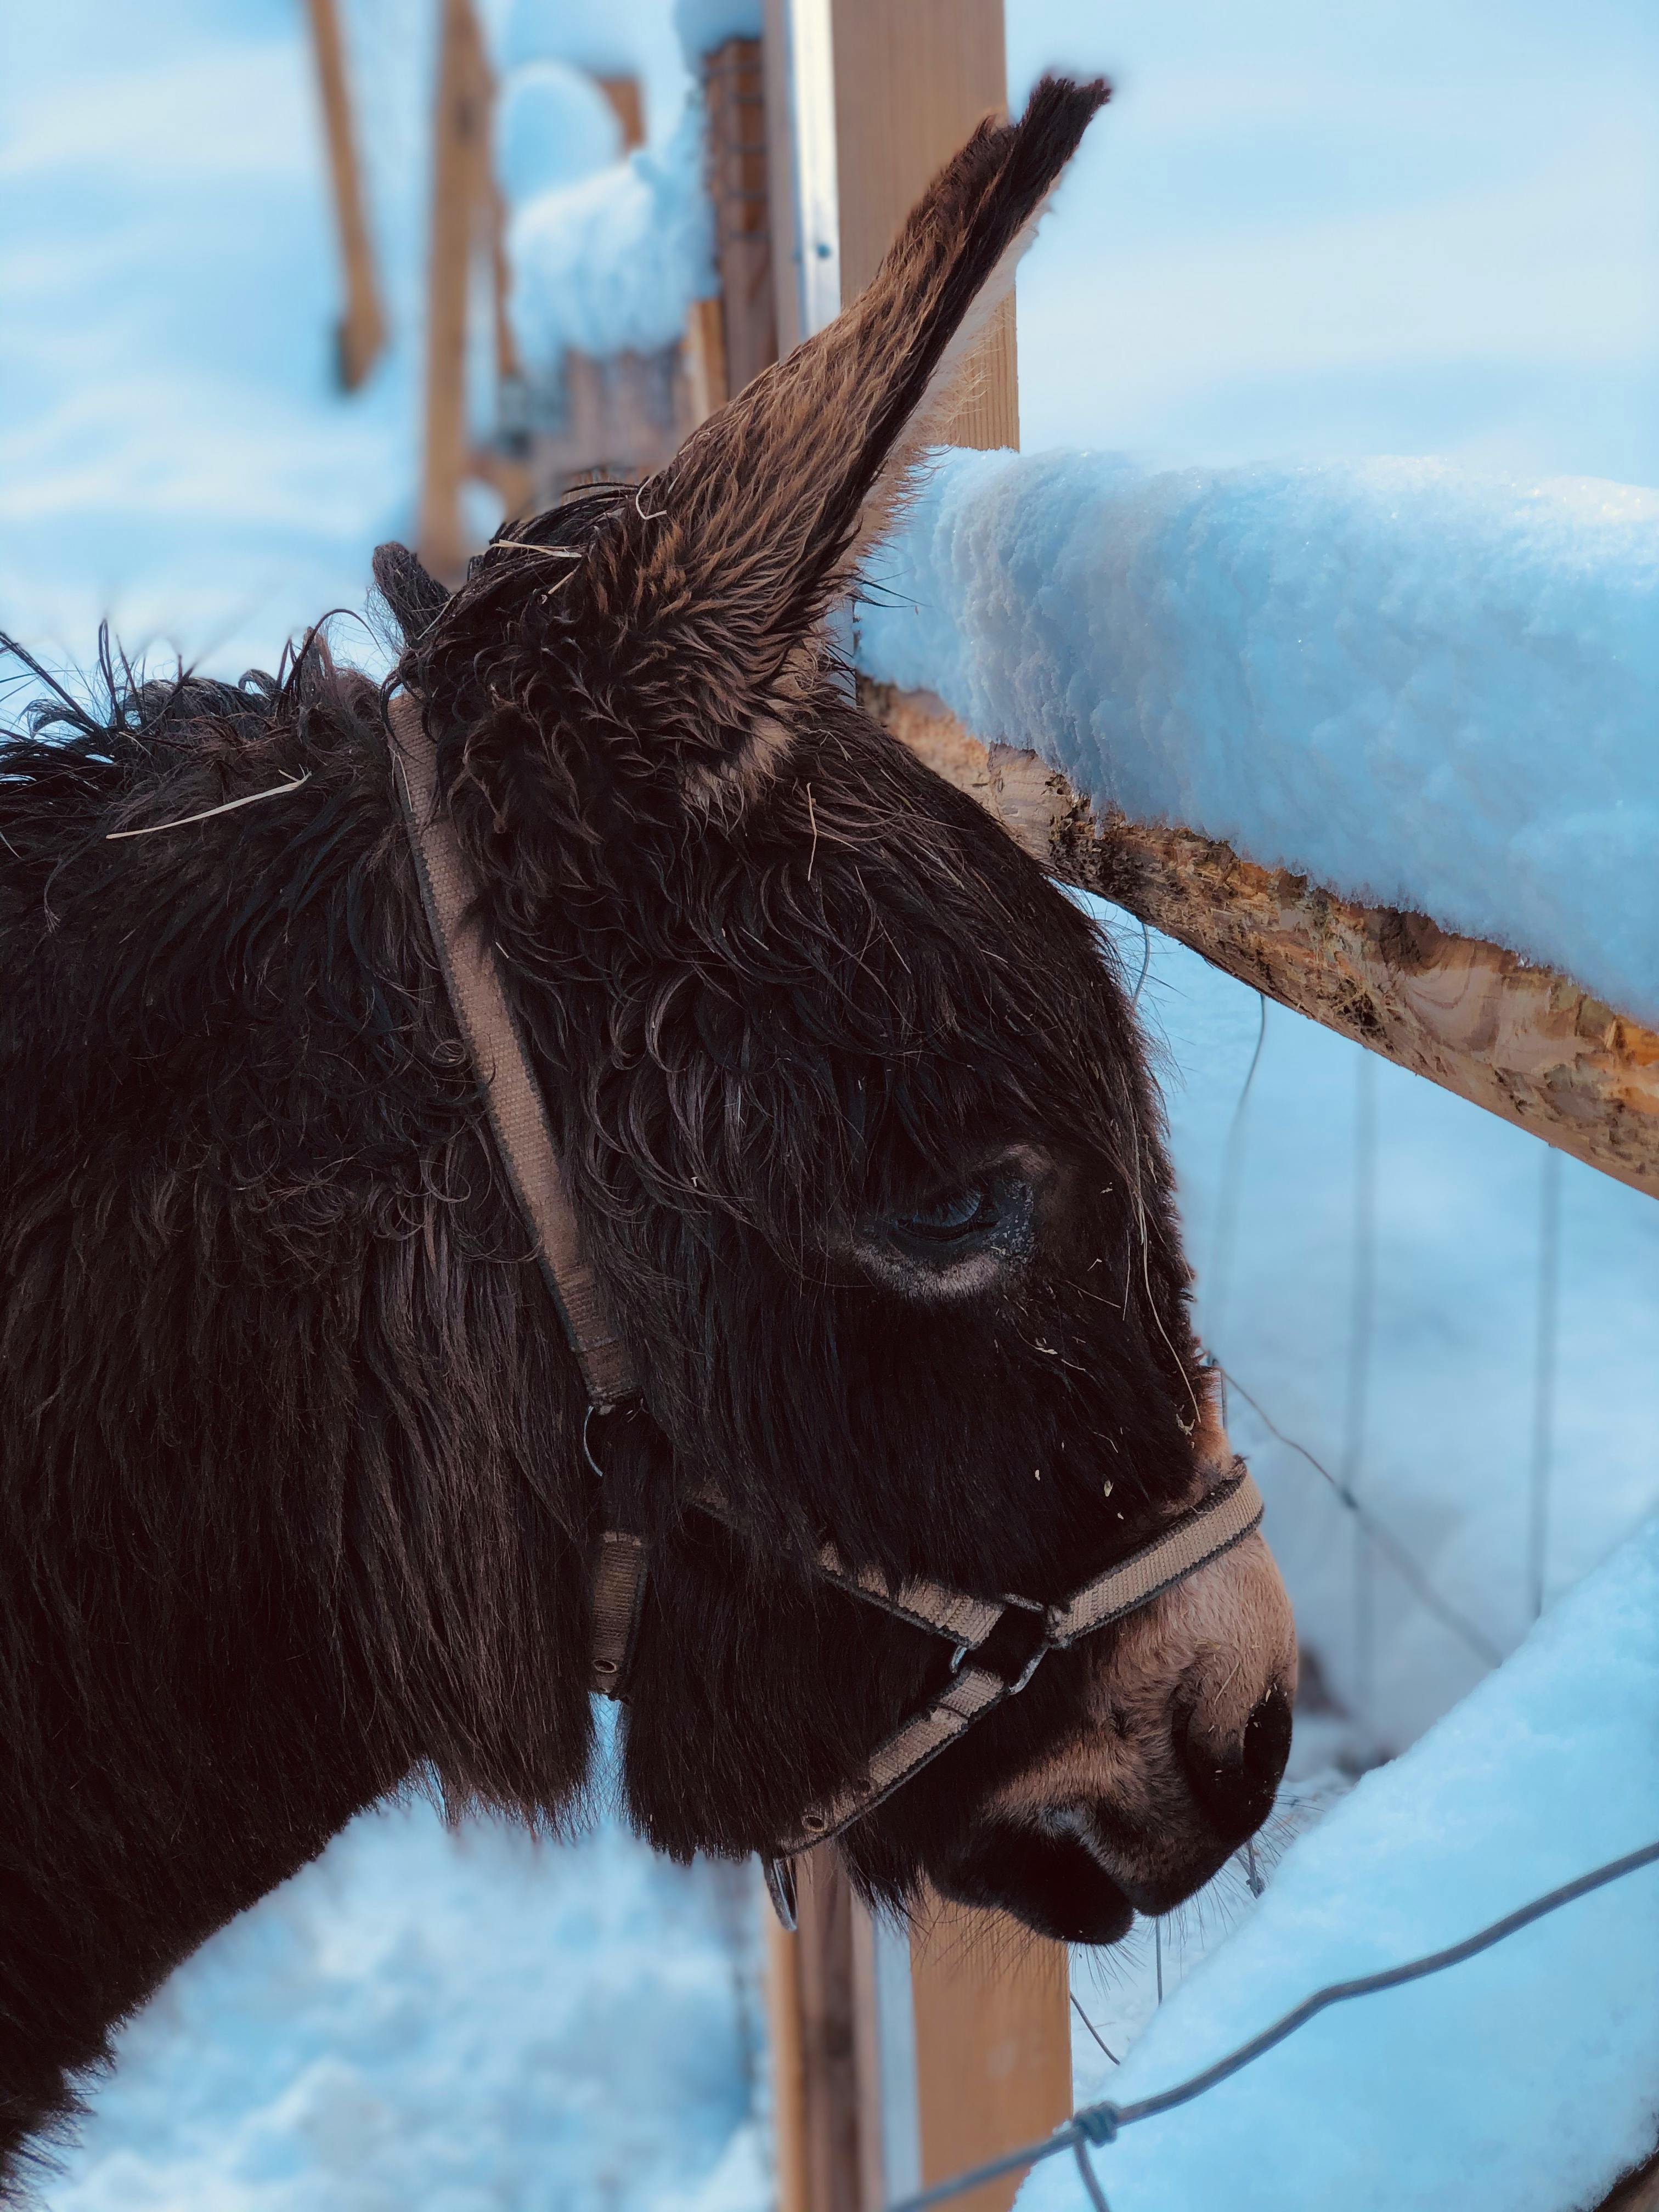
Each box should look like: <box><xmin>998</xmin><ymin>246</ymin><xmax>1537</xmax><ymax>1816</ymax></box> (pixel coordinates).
<box><xmin>865</xmin><ymin>682</ymin><xmax>1659</xmax><ymax>1204</ymax></box>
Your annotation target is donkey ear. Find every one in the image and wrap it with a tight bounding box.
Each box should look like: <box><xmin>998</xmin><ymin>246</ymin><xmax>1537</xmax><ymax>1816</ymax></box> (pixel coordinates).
<box><xmin>371</xmin><ymin>541</ymin><xmax>451</xmax><ymax>648</ymax></box>
<box><xmin>614</xmin><ymin>74</ymin><xmax>1108</xmax><ymax>798</ymax></box>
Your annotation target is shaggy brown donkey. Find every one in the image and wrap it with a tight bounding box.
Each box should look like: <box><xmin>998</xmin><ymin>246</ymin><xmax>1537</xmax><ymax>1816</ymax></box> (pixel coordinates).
<box><xmin>0</xmin><ymin>76</ymin><xmax>1294</xmax><ymax>2183</ymax></box>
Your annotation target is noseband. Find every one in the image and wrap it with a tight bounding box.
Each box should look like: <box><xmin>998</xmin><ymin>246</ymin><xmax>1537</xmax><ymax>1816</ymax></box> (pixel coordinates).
<box><xmin>389</xmin><ymin>693</ymin><xmax>1264</xmax><ymax>1916</ymax></box>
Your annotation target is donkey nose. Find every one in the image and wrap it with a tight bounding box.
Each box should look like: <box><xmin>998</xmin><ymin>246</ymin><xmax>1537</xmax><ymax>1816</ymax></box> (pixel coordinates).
<box><xmin>1176</xmin><ymin>1681</ymin><xmax>1293</xmax><ymax>1845</ymax></box>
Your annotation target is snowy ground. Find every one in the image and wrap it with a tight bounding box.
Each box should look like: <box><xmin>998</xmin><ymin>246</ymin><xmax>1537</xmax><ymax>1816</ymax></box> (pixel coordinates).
<box><xmin>46</xmin><ymin>1763</ymin><xmax>768</xmax><ymax>2212</ymax></box>
<box><xmin>3</xmin><ymin>0</ymin><xmax>1656</xmax><ymax>2204</ymax></box>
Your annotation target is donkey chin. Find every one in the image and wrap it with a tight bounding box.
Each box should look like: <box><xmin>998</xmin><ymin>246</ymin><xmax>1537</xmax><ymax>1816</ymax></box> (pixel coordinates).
<box><xmin>927</xmin><ymin>1527</ymin><xmax>1297</xmax><ymax>1946</ymax></box>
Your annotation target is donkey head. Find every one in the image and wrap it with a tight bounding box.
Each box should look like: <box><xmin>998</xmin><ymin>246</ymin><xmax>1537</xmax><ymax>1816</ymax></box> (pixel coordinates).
<box><xmin>387</xmin><ymin>76</ymin><xmax>1294</xmax><ymax>1944</ymax></box>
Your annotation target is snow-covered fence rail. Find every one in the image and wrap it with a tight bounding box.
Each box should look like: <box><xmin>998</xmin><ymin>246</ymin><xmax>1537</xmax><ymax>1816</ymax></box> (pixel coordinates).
<box><xmin>868</xmin><ymin>684</ymin><xmax>1659</xmax><ymax>1201</ymax></box>
<box><xmin>859</xmin><ymin>452</ymin><xmax>1659</xmax><ymax>1202</ymax></box>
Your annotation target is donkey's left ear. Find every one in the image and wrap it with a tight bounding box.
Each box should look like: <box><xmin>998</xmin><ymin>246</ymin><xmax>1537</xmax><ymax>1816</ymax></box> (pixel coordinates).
<box><xmin>594</xmin><ymin>75</ymin><xmax>1108</xmax><ymax>804</ymax></box>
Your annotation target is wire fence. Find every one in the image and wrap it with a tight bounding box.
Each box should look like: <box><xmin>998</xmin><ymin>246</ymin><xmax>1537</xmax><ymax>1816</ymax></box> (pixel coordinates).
<box><xmin>889</xmin><ymin>1837</ymin><xmax>1659</xmax><ymax>2212</ymax></box>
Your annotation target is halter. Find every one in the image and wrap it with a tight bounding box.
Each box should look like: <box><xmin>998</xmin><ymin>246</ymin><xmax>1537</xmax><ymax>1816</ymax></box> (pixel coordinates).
<box><xmin>388</xmin><ymin>692</ymin><xmax>1265</xmax><ymax>1920</ymax></box>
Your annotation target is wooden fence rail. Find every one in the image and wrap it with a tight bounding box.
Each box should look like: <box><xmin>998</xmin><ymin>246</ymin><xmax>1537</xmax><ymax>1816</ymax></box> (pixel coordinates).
<box><xmin>866</xmin><ymin>684</ymin><xmax>1659</xmax><ymax>1205</ymax></box>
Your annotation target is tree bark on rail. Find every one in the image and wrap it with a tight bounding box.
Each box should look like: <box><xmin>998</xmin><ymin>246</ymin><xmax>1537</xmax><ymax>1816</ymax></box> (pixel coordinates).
<box><xmin>864</xmin><ymin>682</ymin><xmax>1659</xmax><ymax>1204</ymax></box>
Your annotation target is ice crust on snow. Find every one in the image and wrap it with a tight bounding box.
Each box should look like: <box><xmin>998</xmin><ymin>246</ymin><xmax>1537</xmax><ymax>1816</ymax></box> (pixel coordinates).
<box><xmin>1025</xmin><ymin>1510</ymin><xmax>1659</xmax><ymax>2212</ymax></box>
<box><xmin>857</xmin><ymin>447</ymin><xmax>1659</xmax><ymax>1023</ymax></box>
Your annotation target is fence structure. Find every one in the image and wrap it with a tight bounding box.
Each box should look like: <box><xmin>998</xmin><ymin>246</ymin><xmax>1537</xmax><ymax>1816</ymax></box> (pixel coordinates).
<box><xmin>302</xmin><ymin>5</ymin><xmax>1659</xmax><ymax>2207</ymax></box>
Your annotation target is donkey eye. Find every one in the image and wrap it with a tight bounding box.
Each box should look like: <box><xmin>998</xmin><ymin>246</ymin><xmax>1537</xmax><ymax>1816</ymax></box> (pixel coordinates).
<box><xmin>850</xmin><ymin>1152</ymin><xmax>1045</xmax><ymax>1296</ymax></box>
<box><xmin>893</xmin><ymin>1186</ymin><xmax>997</xmax><ymax>1246</ymax></box>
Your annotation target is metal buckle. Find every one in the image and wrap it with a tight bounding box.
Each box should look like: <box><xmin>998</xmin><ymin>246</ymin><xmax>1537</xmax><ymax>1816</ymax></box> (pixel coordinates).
<box><xmin>763</xmin><ymin>1853</ymin><xmax>799</xmax><ymax>1932</ymax></box>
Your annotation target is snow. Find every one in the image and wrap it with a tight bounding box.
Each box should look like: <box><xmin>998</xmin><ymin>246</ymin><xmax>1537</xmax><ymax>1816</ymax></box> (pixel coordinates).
<box><xmin>5</xmin><ymin>0</ymin><xmax>1658</xmax><ymax>2201</ymax></box>
<box><xmin>673</xmin><ymin>0</ymin><xmax>764</xmax><ymax>55</ymax></box>
<box><xmin>495</xmin><ymin>63</ymin><xmax>623</xmax><ymax>206</ymax></box>
<box><xmin>1023</xmin><ymin>1510</ymin><xmax>1659</xmax><ymax>2212</ymax></box>
<box><xmin>50</xmin><ymin>1780</ymin><xmax>768</xmax><ymax>2212</ymax></box>
<box><xmin>858</xmin><ymin>447</ymin><xmax>1659</xmax><ymax>1024</ymax></box>
<box><xmin>486</xmin><ymin>0</ymin><xmax>720</xmax><ymax>381</ymax></box>
<box><xmin>506</xmin><ymin>100</ymin><xmax>716</xmax><ymax>375</ymax></box>
<box><xmin>0</xmin><ymin>13</ymin><xmax>416</xmax><ymax>682</ymax></box>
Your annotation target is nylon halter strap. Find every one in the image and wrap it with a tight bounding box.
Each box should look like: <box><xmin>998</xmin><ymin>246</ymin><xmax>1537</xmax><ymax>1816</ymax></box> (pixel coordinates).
<box><xmin>387</xmin><ymin>689</ymin><xmax>1266</xmax><ymax>1870</ymax></box>
<box><xmin>389</xmin><ymin>691</ymin><xmax>650</xmax><ymax>1700</ymax></box>
<box><xmin>736</xmin><ymin>1461</ymin><xmax>1265</xmax><ymax>1859</ymax></box>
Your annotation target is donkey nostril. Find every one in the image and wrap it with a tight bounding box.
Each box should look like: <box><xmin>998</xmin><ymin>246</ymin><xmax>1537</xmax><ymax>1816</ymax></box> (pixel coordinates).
<box><xmin>1176</xmin><ymin>1682</ymin><xmax>1293</xmax><ymax>1845</ymax></box>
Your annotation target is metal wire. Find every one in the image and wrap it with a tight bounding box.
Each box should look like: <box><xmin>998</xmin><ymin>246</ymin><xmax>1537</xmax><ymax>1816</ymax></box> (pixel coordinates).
<box><xmin>1205</xmin><ymin>991</ymin><xmax>1268</xmax><ymax>1358</ymax></box>
<box><xmin>1529</xmin><ymin>1147</ymin><xmax>1563</xmax><ymax>1621</ymax></box>
<box><xmin>1345</xmin><ymin>1051</ymin><xmax>1379</xmax><ymax>1720</ymax></box>
<box><xmin>885</xmin><ymin>1836</ymin><xmax>1659</xmax><ymax>2212</ymax></box>
<box><xmin>1070</xmin><ymin>1991</ymin><xmax>1119</xmax><ymax>2066</ymax></box>
<box><xmin>1216</xmin><ymin>1365</ymin><xmax>1504</xmax><ymax>1671</ymax></box>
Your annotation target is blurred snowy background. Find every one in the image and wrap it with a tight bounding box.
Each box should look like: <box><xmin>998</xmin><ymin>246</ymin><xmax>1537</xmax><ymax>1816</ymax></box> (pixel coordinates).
<box><xmin>1</xmin><ymin>0</ymin><xmax>1656</xmax><ymax>2203</ymax></box>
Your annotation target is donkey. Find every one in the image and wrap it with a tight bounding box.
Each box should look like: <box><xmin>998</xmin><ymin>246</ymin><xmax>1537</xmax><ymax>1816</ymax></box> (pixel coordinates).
<box><xmin>0</xmin><ymin>76</ymin><xmax>1294</xmax><ymax>2179</ymax></box>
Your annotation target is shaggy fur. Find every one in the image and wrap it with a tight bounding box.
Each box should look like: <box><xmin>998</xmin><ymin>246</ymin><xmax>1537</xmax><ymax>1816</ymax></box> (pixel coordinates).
<box><xmin>0</xmin><ymin>77</ymin><xmax>1292</xmax><ymax>2185</ymax></box>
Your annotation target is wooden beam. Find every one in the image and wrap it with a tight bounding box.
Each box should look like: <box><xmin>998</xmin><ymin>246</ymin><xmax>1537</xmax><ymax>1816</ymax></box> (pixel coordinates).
<box><xmin>703</xmin><ymin>35</ymin><xmax>778</xmax><ymax>397</ymax></box>
<box><xmin>786</xmin><ymin>1850</ymin><xmax>868</xmax><ymax>2211</ymax></box>
<box><xmin>865</xmin><ymin>681</ymin><xmax>1659</xmax><ymax>1202</ymax></box>
<box><xmin>766</xmin><ymin>1904</ymin><xmax>814</xmax><ymax>2212</ymax></box>
<box><xmin>595</xmin><ymin>73</ymin><xmax>646</xmax><ymax>153</ymax></box>
<box><xmin>1601</xmin><ymin>2146</ymin><xmax>1659</xmax><ymax>2211</ymax></box>
<box><xmin>910</xmin><ymin>1899</ymin><xmax>1073</xmax><ymax>2212</ymax></box>
<box><xmin>304</xmin><ymin>0</ymin><xmax>388</xmax><ymax>390</ymax></box>
<box><xmin>417</xmin><ymin>0</ymin><xmax>492</xmax><ymax>582</ymax></box>
<box><xmin>828</xmin><ymin>0</ymin><xmax>1017</xmax><ymax>448</ymax></box>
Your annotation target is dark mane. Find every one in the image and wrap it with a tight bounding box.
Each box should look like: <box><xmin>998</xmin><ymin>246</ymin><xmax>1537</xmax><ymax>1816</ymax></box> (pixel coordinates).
<box><xmin>0</xmin><ymin>628</ymin><xmax>596</xmax><ymax>2171</ymax></box>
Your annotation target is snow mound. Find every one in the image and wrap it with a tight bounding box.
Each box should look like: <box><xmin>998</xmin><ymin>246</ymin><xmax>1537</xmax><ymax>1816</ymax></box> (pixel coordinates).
<box><xmin>857</xmin><ymin>448</ymin><xmax>1659</xmax><ymax>1024</ymax></box>
<box><xmin>495</xmin><ymin>62</ymin><xmax>623</xmax><ymax>205</ymax></box>
<box><xmin>508</xmin><ymin>97</ymin><xmax>715</xmax><ymax>373</ymax></box>
<box><xmin>1020</xmin><ymin>1509</ymin><xmax>1659</xmax><ymax>2212</ymax></box>
<box><xmin>52</xmin><ymin>1795</ymin><xmax>765</xmax><ymax>2212</ymax></box>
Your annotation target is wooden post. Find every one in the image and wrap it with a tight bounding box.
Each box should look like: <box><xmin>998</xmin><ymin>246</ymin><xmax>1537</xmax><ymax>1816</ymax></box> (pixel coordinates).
<box><xmin>767</xmin><ymin>1905</ymin><xmax>814</xmax><ymax>2212</ymax></box>
<box><xmin>703</xmin><ymin>36</ymin><xmax>778</xmax><ymax>399</ymax></box>
<box><xmin>304</xmin><ymin>0</ymin><xmax>388</xmax><ymax>390</ymax></box>
<box><xmin>769</xmin><ymin>1849</ymin><xmax>869</xmax><ymax>2212</ymax></box>
<box><xmin>595</xmin><ymin>74</ymin><xmax>646</xmax><ymax>152</ymax></box>
<box><xmin>910</xmin><ymin>1903</ymin><xmax>1072</xmax><ymax>2212</ymax></box>
<box><xmin>417</xmin><ymin>0</ymin><xmax>493</xmax><ymax>581</ymax></box>
<box><xmin>826</xmin><ymin>0</ymin><xmax>1017</xmax><ymax>449</ymax></box>
<box><xmin>754</xmin><ymin>14</ymin><xmax>1073</xmax><ymax>2209</ymax></box>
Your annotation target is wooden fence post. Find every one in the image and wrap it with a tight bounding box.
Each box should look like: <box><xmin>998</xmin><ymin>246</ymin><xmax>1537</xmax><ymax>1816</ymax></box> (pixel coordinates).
<box><xmin>702</xmin><ymin>35</ymin><xmax>778</xmax><ymax>400</ymax></box>
<box><xmin>417</xmin><ymin>0</ymin><xmax>492</xmax><ymax>581</ymax></box>
<box><xmin>768</xmin><ymin>1849</ymin><xmax>871</xmax><ymax>2212</ymax></box>
<box><xmin>304</xmin><ymin>0</ymin><xmax>387</xmax><ymax>391</ymax></box>
<box><xmin>754</xmin><ymin>11</ymin><xmax>1072</xmax><ymax>2207</ymax></box>
<box><xmin>909</xmin><ymin>1904</ymin><xmax>1071</xmax><ymax>2212</ymax></box>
